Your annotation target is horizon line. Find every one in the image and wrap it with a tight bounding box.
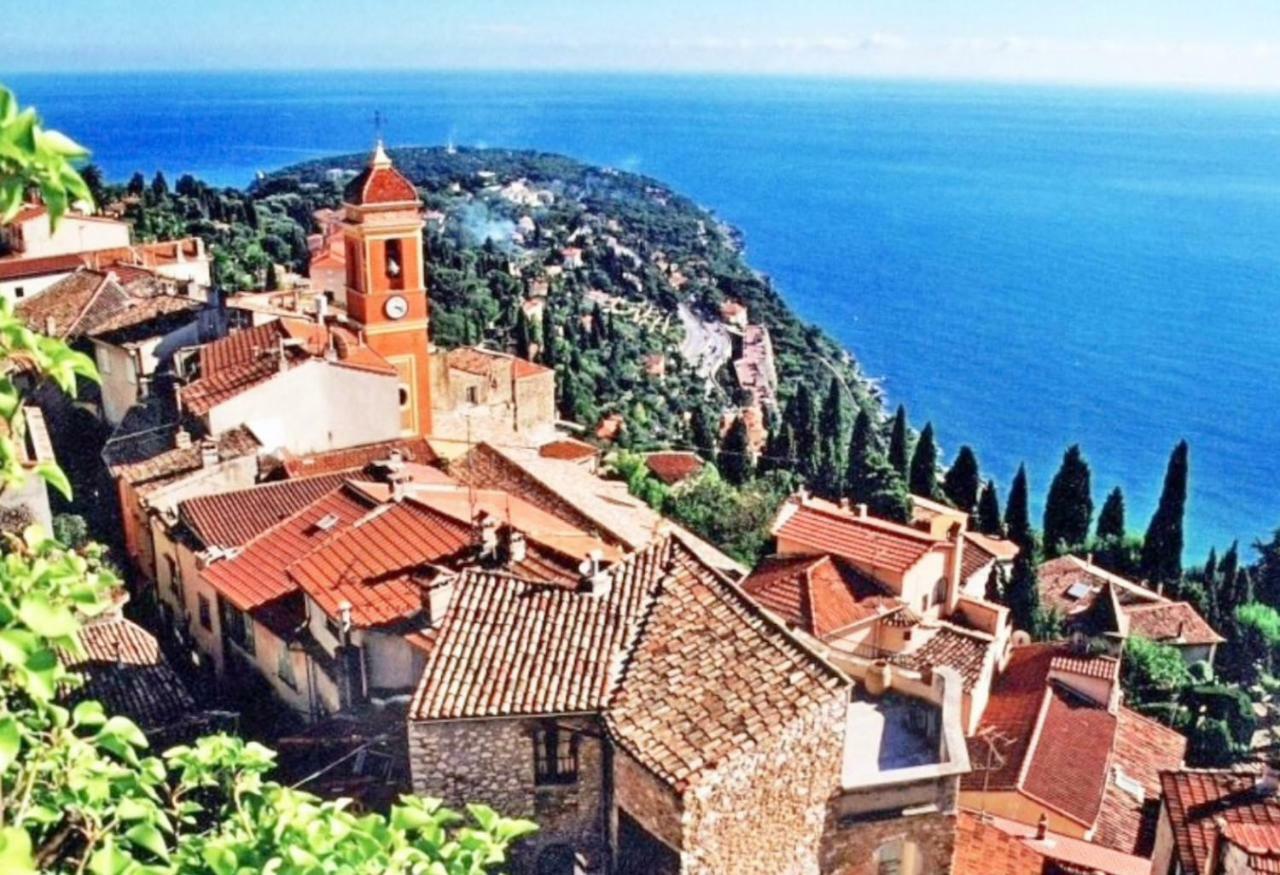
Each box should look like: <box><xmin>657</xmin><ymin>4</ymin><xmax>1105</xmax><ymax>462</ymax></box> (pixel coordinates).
<box><xmin>7</xmin><ymin>66</ymin><xmax>1280</xmax><ymax>99</ymax></box>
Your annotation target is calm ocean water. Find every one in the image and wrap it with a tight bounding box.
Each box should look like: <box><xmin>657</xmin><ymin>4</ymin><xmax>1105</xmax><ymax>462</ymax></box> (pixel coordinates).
<box><xmin>8</xmin><ymin>70</ymin><xmax>1280</xmax><ymax>559</ymax></box>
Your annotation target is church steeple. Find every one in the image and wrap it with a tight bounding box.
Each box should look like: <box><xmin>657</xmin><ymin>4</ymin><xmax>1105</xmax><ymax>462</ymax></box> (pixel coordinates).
<box><xmin>342</xmin><ymin>144</ymin><xmax>433</xmax><ymax>436</ymax></box>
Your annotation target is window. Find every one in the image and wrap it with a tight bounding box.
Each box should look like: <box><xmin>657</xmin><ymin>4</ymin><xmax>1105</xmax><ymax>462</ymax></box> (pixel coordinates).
<box><xmin>165</xmin><ymin>555</ymin><xmax>182</xmax><ymax>601</ymax></box>
<box><xmin>277</xmin><ymin>648</ymin><xmax>297</xmax><ymax>690</ymax></box>
<box><xmin>398</xmin><ymin>384</ymin><xmax>411</xmax><ymax>409</ymax></box>
<box><xmin>325</xmin><ymin>615</ymin><xmax>341</xmax><ymax>642</ymax></box>
<box><xmin>932</xmin><ymin>576</ymin><xmax>947</xmax><ymax>609</ymax></box>
<box><xmin>220</xmin><ymin>600</ymin><xmax>255</xmax><ymax>655</ymax></box>
<box><xmin>13</xmin><ymin>287</ymin><xmax>23</xmax><ymax>300</ymax></box>
<box><xmin>198</xmin><ymin>594</ymin><xmax>212</xmax><ymax>631</ymax></box>
<box><xmin>875</xmin><ymin>839</ymin><xmax>921</xmax><ymax>875</ymax></box>
<box><xmin>96</xmin><ymin>344</ymin><xmax>112</xmax><ymax>375</ymax></box>
<box><xmin>533</xmin><ymin>723</ymin><xmax>579</xmax><ymax>786</ymax></box>
<box><xmin>465</xmin><ymin>385</ymin><xmax>480</xmax><ymax>405</ymax></box>
<box><xmin>384</xmin><ymin>238</ymin><xmax>403</xmax><ymax>285</ymax></box>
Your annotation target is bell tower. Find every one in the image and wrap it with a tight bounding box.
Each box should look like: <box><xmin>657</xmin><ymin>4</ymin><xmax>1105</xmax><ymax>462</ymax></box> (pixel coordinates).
<box><xmin>342</xmin><ymin>142</ymin><xmax>432</xmax><ymax>436</ymax></box>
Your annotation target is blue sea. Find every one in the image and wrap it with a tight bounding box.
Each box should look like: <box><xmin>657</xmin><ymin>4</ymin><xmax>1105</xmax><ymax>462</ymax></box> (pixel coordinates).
<box><xmin>8</xmin><ymin>70</ymin><xmax>1280</xmax><ymax>560</ymax></box>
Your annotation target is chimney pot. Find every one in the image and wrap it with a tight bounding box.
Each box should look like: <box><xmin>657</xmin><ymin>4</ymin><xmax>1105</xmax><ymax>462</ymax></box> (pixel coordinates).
<box><xmin>174</xmin><ymin>427</ymin><xmax>192</xmax><ymax>450</ymax></box>
<box><xmin>1035</xmin><ymin>814</ymin><xmax>1048</xmax><ymax>841</ymax></box>
<box><xmin>854</xmin><ymin>503</ymin><xmax>868</xmax><ymax>518</ymax></box>
<box><xmin>199</xmin><ymin>438</ymin><xmax>218</xmax><ymax>468</ymax></box>
<box><xmin>507</xmin><ymin>530</ymin><xmax>528</xmax><ymax>565</ymax></box>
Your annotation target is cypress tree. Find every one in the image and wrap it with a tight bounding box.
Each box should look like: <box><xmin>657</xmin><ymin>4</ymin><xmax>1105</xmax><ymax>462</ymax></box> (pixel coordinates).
<box><xmin>1097</xmin><ymin>487</ymin><xmax>1126</xmax><ymax>541</ymax></box>
<box><xmin>985</xmin><ymin>563</ymin><xmax>1006</xmax><ymax>604</ymax></box>
<box><xmin>150</xmin><ymin>170</ymin><xmax>168</xmax><ymax>201</ymax></box>
<box><xmin>770</xmin><ymin>422</ymin><xmax>797</xmax><ymax>474</ymax></box>
<box><xmin>690</xmin><ymin>406</ymin><xmax>719</xmax><ymax>462</ymax></box>
<box><xmin>844</xmin><ymin>409</ymin><xmax>878</xmax><ymax>495</ymax></box>
<box><xmin>815</xmin><ymin>437</ymin><xmax>844</xmax><ymax>499</ymax></box>
<box><xmin>857</xmin><ymin>451</ymin><xmax>911</xmax><ymax>524</ymax></box>
<box><xmin>1006</xmin><ymin>551</ymin><xmax>1042</xmax><ymax>634</ymax></box>
<box><xmin>975</xmin><ymin>480</ymin><xmax>1004</xmax><ymax>537</ymax></box>
<box><xmin>819</xmin><ymin>377</ymin><xmax>846</xmax><ymax>455</ymax></box>
<box><xmin>783</xmin><ymin>384</ymin><xmax>818</xmax><ymax>479</ymax></box>
<box><xmin>540</xmin><ymin>305</ymin><xmax>557</xmax><ymax>367</ymax></box>
<box><xmin>514</xmin><ymin>308</ymin><xmax>532</xmax><ymax>360</ymax></box>
<box><xmin>887</xmin><ymin>405</ymin><xmax>910</xmax><ymax>480</ymax></box>
<box><xmin>264</xmin><ymin>262</ymin><xmax>279</xmax><ymax>292</ymax></box>
<box><xmin>244</xmin><ymin>200</ymin><xmax>259</xmax><ymax>230</ymax></box>
<box><xmin>719</xmin><ymin>416</ymin><xmax>753</xmax><ymax>485</ymax></box>
<box><xmin>1203</xmin><ymin>547</ymin><xmax>1219</xmax><ymax>588</ymax></box>
<box><xmin>942</xmin><ymin>445</ymin><xmax>982</xmax><ymax>513</ymax></box>
<box><xmin>589</xmin><ymin>303</ymin><xmax>606</xmax><ymax>348</ymax></box>
<box><xmin>1005</xmin><ymin>464</ymin><xmax>1035</xmax><ymax>556</ymax></box>
<box><xmin>908</xmin><ymin>422</ymin><xmax>940</xmax><ymax>499</ymax></box>
<box><xmin>1043</xmin><ymin>444</ymin><xmax>1093</xmax><ymax>556</ymax></box>
<box><xmin>127</xmin><ymin>171</ymin><xmax>145</xmax><ymax>196</ymax></box>
<box><xmin>1218</xmin><ymin>541</ymin><xmax>1240</xmax><ymax>620</ymax></box>
<box><xmin>1141</xmin><ymin>440</ymin><xmax>1189</xmax><ymax>585</ymax></box>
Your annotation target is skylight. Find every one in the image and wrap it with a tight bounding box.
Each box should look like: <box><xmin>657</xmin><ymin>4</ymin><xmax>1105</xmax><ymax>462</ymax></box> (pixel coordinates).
<box><xmin>1114</xmin><ymin>767</ymin><xmax>1145</xmax><ymax>802</ymax></box>
<box><xmin>1065</xmin><ymin>582</ymin><xmax>1092</xmax><ymax>600</ymax></box>
<box><xmin>313</xmin><ymin>513</ymin><xmax>340</xmax><ymax>532</ymax></box>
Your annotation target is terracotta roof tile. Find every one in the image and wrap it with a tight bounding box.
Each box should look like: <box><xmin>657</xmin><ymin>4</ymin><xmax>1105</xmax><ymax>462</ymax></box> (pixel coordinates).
<box><xmin>741</xmin><ymin>554</ymin><xmax>900</xmax><ymax>637</ymax></box>
<box><xmin>774</xmin><ymin>500</ymin><xmax>941</xmax><ymax>577</ymax></box>
<box><xmin>1161</xmin><ymin>769</ymin><xmax>1280</xmax><ymax>875</ymax></box>
<box><xmin>643</xmin><ymin>451</ymin><xmax>704</xmax><ymax>486</ymax></box>
<box><xmin>1050</xmin><ymin>653</ymin><xmax>1120</xmax><ymax>680</ymax></box>
<box><xmin>179</xmin><ymin>472</ymin><xmax>352</xmax><ymax>549</ymax></box>
<box><xmin>953</xmin><ymin>812</ymin><xmax>1047</xmax><ymax>875</ymax></box>
<box><xmin>537</xmin><ymin>439</ymin><xmax>598</xmax><ymax>463</ymax></box>
<box><xmin>61</xmin><ymin>617</ymin><xmax>196</xmax><ymax>734</ymax></box>
<box><xmin>1094</xmin><ymin>707</ymin><xmax>1187</xmax><ymax>856</ymax></box>
<box><xmin>1124</xmin><ymin>601</ymin><xmax>1225</xmax><ymax>646</ymax></box>
<box><xmin>105</xmin><ymin>425</ymin><xmax>260</xmax><ymax>493</ymax></box>
<box><xmin>1038</xmin><ymin>555</ymin><xmax>1165</xmax><ymax>620</ymax></box>
<box><xmin>900</xmin><ymin>624</ymin><xmax>994</xmax><ymax>691</ymax></box>
<box><xmin>281</xmin><ymin>437</ymin><xmax>436</xmax><ymax>479</ymax></box>
<box><xmin>343</xmin><ymin>153</ymin><xmax>418</xmax><ymax>206</ymax></box>
<box><xmin>959</xmin><ymin>811</ymin><xmax>1153</xmax><ymax>875</ymax></box>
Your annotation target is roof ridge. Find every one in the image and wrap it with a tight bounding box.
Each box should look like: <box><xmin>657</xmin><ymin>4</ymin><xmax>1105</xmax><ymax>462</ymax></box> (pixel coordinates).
<box><xmin>800</xmin><ymin>499</ymin><xmax>942</xmax><ymax>543</ymax></box>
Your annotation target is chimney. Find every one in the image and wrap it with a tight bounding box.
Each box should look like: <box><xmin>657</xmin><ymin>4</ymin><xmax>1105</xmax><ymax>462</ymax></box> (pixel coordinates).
<box><xmin>1258</xmin><ymin>762</ymin><xmax>1280</xmax><ymax>797</ymax></box>
<box><xmin>1176</xmin><ymin>620</ymin><xmax>1185</xmax><ymax>641</ymax></box>
<box><xmin>578</xmin><ymin>550</ymin><xmax>612</xmax><ymax>597</ymax></box>
<box><xmin>854</xmin><ymin>503</ymin><xmax>868</xmax><ymax>518</ymax></box>
<box><xmin>338</xmin><ymin>601</ymin><xmax>353</xmax><ymax>639</ymax></box>
<box><xmin>506</xmin><ymin>530</ymin><xmax>528</xmax><ymax>565</ymax></box>
<box><xmin>316</xmin><ymin>294</ymin><xmax>329</xmax><ymax>324</ymax></box>
<box><xmin>946</xmin><ymin>522</ymin><xmax>965</xmax><ymax>614</ymax></box>
<box><xmin>174</xmin><ymin>427</ymin><xmax>192</xmax><ymax>450</ymax></box>
<box><xmin>44</xmin><ymin>316</ymin><xmax>57</xmax><ymax>336</ymax></box>
<box><xmin>199</xmin><ymin>438</ymin><xmax>219</xmax><ymax>468</ymax></box>
<box><xmin>475</xmin><ymin>512</ymin><xmax>499</xmax><ymax>558</ymax></box>
<box><xmin>1035</xmin><ymin>814</ymin><xmax>1048</xmax><ymax>841</ymax></box>
<box><xmin>424</xmin><ymin>574</ymin><xmax>454</xmax><ymax>627</ymax></box>
<box><xmin>839</xmin><ymin>497</ymin><xmax>851</xmax><ymax>511</ymax></box>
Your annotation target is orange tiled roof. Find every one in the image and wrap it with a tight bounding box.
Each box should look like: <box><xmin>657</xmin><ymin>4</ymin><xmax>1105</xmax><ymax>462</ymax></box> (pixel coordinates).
<box><xmin>962</xmin><ymin>644</ymin><xmax>1117</xmax><ymax>828</ymax></box>
<box><xmin>412</xmin><ymin>537</ymin><xmax>847</xmax><ymax>791</ymax></box>
<box><xmin>343</xmin><ymin>153</ymin><xmax>418</xmax><ymax>206</ymax></box>
<box><xmin>202</xmin><ymin>485</ymin><xmax>375</xmax><ymax>612</ymax></box>
<box><xmin>741</xmin><ymin>554</ymin><xmax>900</xmax><ymax>637</ymax></box>
<box><xmin>287</xmin><ymin>501</ymin><xmax>473</xmax><ymax>628</ymax></box>
<box><xmin>1049</xmin><ymin>652</ymin><xmax>1119</xmax><ymax>680</ymax></box>
<box><xmin>1094</xmin><ymin>707</ymin><xmax>1187</xmax><ymax>856</ymax></box>
<box><xmin>105</xmin><ymin>425</ymin><xmax>260</xmax><ymax>494</ymax></box>
<box><xmin>1124</xmin><ymin>601</ymin><xmax>1225</xmax><ymax>646</ymax></box>
<box><xmin>537</xmin><ymin>439</ymin><xmax>598</xmax><ymax>463</ymax></box>
<box><xmin>1222</xmin><ymin>822</ymin><xmax>1280</xmax><ymax>872</ymax></box>
<box><xmin>1161</xmin><ymin>769</ymin><xmax>1280</xmax><ymax>875</ymax></box>
<box><xmin>643</xmin><ymin>451</ymin><xmax>704</xmax><ymax>486</ymax></box>
<box><xmin>178</xmin><ymin>472</ymin><xmax>353</xmax><ymax>549</ymax></box>
<box><xmin>512</xmin><ymin>357</ymin><xmax>550</xmax><ymax>379</ymax></box>
<box><xmin>281</xmin><ymin>437</ymin><xmax>436</xmax><ymax>479</ymax></box>
<box><xmin>1038</xmin><ymin>555</ymin><xmax>1165</xmax><ymax>618</ymax></box>
<box><xmin>900</xmin><ymin>623</ymin><xmax>994</xmax><ymax>691</ymax></box>
<box><xmin>774</xmin><ymin>500</ymin><xmax>941</xmax><ymax>576</ymax></box>
<box><xmin>953</xmin><ymin>812</ymin><xmax>1047</xmax><ymax>875</ymax></box>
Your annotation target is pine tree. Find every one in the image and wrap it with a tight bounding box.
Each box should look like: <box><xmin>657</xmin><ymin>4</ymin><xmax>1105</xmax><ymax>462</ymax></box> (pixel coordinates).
<box><xmin>719</xmin><ymin>416</ymin><xmax>753</xmax><ymax>485</ymax></box>
<box><xmin>690</xmin><ymin>406</ymin><xmax>719</xmax><ymax>462</ymax></box>
<box><xmin>1006</xmin><ymin>551</ymin><xmax>1042</xmax><ymax>634</ymax></box>
<box><xmin>942</xmin><ymin>445</ymin><xmax>981</xmax><ymax>513</ymax></box>
<box><xmin>540</xmin><ymin>305</ymin><xmax>557</xmax><ymax>367</ymax></box>
<box><xmin>514</xmin><ymin>308</ymin><xmax>532</xmax><ymax>360</ymax></box>
<box><xmin>1097</xmin><ymin>487</ymin><xmax>1126</xmax><ymax>541</ymax></box>
<box><xmin>887</xmin><ymin>404</ymin><xmax>910</xmax><ymax>480</ymax></box>
<box><xmin>1043</xmin><ymin>444</ymin><xmax>1093</xmax><ymax>556</ymax></box>
<box><xmin>908</xmin><ymin>422</ymin><xmax>940</xmax><ymax>499</ymax></box>
<box><xmin>975</xmin><ymin>480</ymin><xmax>1004</xmax><ymax>537</ymax></box>
<box><xmin>1141</xmin><ymin>440</ymin><xmax>1189</xmax><ymax>585</ymax></box>
<box><xmin>1005</xmin><ymin>464</ymin><xmax>1035</xmax><ymax>556</ymax></box>
<box><xmin>783</xmin><ymin>384</ymin><xmax>818</xmax><ymax>479</ymax></box>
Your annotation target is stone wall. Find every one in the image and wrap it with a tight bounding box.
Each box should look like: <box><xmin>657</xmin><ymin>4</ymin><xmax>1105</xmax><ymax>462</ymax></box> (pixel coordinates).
<box><xmin>679</xmin><ymin>694</ymin><xmax>847</xmax><ymax>875</ymax></box>
<box><xmin>514</xmin><ymin>371</ymin><xmax>555</xmax><ymax>434</ymax></box>
<box><xmin>820</xmin><ymin>808</ymin><xmax>957</xmax><ymax>875</ymax></box>
<box><xmin>408</xmin><ymin>715</ymin><xmax>608</xmax><ymax>872</ymax></box>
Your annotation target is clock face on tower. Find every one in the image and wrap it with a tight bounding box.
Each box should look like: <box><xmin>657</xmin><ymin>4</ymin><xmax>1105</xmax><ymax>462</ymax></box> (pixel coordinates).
<box><xmin>384</xmin><ymin>295</ymin><xmax>409</xmax><ymax>320</ymax></box>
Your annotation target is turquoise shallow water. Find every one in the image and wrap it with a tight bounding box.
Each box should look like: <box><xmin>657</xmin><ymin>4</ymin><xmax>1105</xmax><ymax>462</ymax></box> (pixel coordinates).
<box><xmin>8</xmin><ymin>70</ymin><xmax>1279</xmax><ymax>559</ymax></box>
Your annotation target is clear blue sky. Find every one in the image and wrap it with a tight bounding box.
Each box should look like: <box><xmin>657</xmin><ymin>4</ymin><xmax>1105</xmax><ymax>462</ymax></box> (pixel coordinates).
<box><xmin>11</xmin><ymin>0</ymin><xmax>1280</xmax><ymax>90</ymax></box>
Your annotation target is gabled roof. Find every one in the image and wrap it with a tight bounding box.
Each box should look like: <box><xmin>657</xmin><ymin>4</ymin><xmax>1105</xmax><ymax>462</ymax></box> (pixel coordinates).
<box><xmin>104</xmin><ymin>424</ymin><xmax>260</xmax><ymax>494</ymax></box>
<box><xmin>343</xmin><ymin>144</ymin><xmax>419</xmax><ymax>206</ymax></box>
<box><xmin>1094</xmin><ymin>707</ymin><xmax>1187</xmax><ymax>856</ymax></box>
<box><xmin>61</xmin><ymin>617</ymin><xmax>196</xmax><ymax>734</ymax></box>
<box><xmin>900</xmin><ymin>623</ymin><xmax>995</xmax><ymax>691</ymax></box>
<box><xmin>1039</xmin><ymin>555</ymin><xmax>1165</xmax><ymax>617</ymax></box>
<box><xmin>181</xmin><ymin>319</ymin><xmax>394</xmax><ymax>416</ymax></box>
<box><xmin>962</xmin><ymin>644</ymin><xmax>1120</xmax><ymax>828</ymax></box>
<box><xmin>643</xmin><ymin>451</ymin><xmax>704</xmax><ymax>486</ymax></box>
<box><xmin>1221</xmin><ymin>822</ymin><xmax>1280</xmax><ymax>872</ymax></box>
<box><xmin>280</xmin><ymin>437</ymin><xmax>436</xmax><ymax>479</ymax></box>
<box><xmin>1124</xmin><ymin>601</ymin><xmax>1225</xmax><ymax>646</ymax></box>
<box><xmin>956</xmin><ymin>811</ymin><xmax>1152</xmax><ymax>875</ymax></box>
<box><xmin>953</xmin><ymin>812</ymin><xmax>1048</xmax><ymax>875</ymax></box>
<box><xmin>411</xmin><ymin>537</ymin><xmax>847</xmax><ymax>792</ymax></box>
<box><xmin>537</xmin><ymin>438</ymin><xmax>598</xmax><ymax>463</ymax></box>
<box><xmin>287</xmin><ymin>501</ymin><xmax>473</xmax><ymax>628</ymax></box>
<box><xmin>1160</xmin><ymin>769</ymin><xmax>1280</xmax><ymax>875</ymax></box>
<box><xmin>741</xmin><ymin>553</ymin><xmax>901</xmax><ymax>637</ymax></box>
<box><xmin>15</xmin><ymin>269</ymin><xmax>128</xmax><ymax>338</ymax></box>
<box><xmin>773</xmin><ymin>498</ymin><xmax>943</xmax><ymax>576</ymax></box>
<box><xmin>178</xmin><ymin>472</ymin><xmax>353</xmax><ymax>549</ymax></box>
<box><xmin>202</xmin><ymin>484</ymin><xmax>376</xmax><ymax>612</ymax></box>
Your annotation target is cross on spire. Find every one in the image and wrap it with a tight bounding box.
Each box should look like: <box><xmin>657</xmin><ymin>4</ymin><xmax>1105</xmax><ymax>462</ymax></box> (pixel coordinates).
<box><xmin>373</xmin><ymin>110</ymin><xmax>385</xmax><ymax>145</ymax></box>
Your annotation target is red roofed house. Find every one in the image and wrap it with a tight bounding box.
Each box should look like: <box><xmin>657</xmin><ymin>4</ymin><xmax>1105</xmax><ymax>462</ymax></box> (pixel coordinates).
<box><xmin>408</xmin><ymin>535</ymin><xmax>963</xmax><ymax>875</ymax></box>
<box><xmin>307</xmin><ymin>230</ymin><xmax>346</xmax><ymax>306</ymax></box>
<box><xmin>1039</xmin><ymin>555</ymin><xmax>1224</xmax><ymax>665</ymax></box>
<box><xmin>643</xmin><ymin>451</ymin><xmax>704</xmax><ymax>486</ymax></box>
<box><xmin>752</xmin><ymin>494</ymin><xmax>1014</xmax><ymax>735</ymax></box>
<box><xmin>953</xmin><ymin>810</ymin><xmax>1153</xmax><ymax>875</ymax></box>
<box><xmin>175</xmin><ymin>316</ymin><xmax>403</xmax><ymax>456</ymax></box>
<box><xmin>960</xmin><ymin>643</ymin><xmax>1187</xmax><ymax>861</ymax></box>
<box><xmin>1153</xmin><ymin>767</ymin><xmax>1280</xmax><ymax>875</ymax></box>
<box><xmin>0</xmin><ymin>204</ymin><xmax>130</xmax><ymax>300</ymax></box>
<box><xmin>429</xmin><ymin>345</ymin><xmax>556</xmax><ymax>447</ymax></box>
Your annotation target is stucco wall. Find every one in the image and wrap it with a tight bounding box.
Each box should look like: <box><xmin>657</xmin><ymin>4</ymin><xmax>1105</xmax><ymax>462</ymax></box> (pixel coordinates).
<box><xmin>206</xmin><ymin>359</ymin><xmax>399</xmax><ymax>455</ymax></box>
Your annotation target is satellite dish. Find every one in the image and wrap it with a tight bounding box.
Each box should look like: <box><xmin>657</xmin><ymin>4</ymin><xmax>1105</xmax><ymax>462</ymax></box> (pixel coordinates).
<box><xmin>1011</xmin><ymin>630</ymin><xmax>1032</xmax><ymax>647</ymax></box>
